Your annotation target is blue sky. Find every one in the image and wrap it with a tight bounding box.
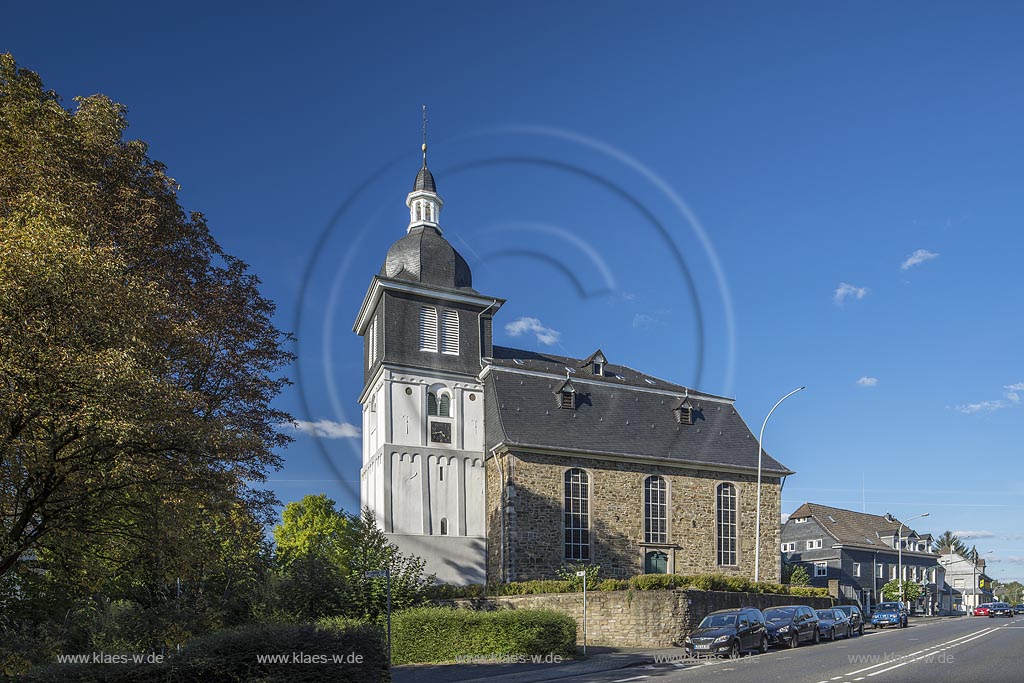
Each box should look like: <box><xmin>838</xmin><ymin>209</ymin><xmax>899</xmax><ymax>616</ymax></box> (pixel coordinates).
<box><xmin>6</xmin><ymin>2</ymin><xmax>1023</xmax><ymax>581</ymax></box>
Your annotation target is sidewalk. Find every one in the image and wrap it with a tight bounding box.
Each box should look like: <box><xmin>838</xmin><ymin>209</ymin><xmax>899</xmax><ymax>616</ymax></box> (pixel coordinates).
<box><xmin>391</xmin><ymin>646</ymin><xmax>688</xmax><ymax>683</ymax></box>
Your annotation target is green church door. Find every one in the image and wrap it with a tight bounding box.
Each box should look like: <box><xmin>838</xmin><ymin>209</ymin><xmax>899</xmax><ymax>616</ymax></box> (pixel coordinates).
<box><xmin>644</xmin><ymin>550</ymin><xmax>668</xmax><ymax>574</ymax></box>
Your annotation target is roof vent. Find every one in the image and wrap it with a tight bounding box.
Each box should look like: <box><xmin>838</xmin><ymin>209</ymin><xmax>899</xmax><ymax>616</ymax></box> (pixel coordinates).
<box><xmin>644</xmin><ymin>378</ymin><xmax>656</xmax><ymax>385</ymax></box>
<box><xmin>513</xmin><ymin>358</ymin><xmax>524</xmax><ymax>365</ymax></box>
<box><xmin>827</xmin><ymin>515</ymin><xmax>837</xmax><ymax>523</ymax></box>
<box><xmin>674</xmin><ymin>393</ymin><xmax>694</xmax><ymax>425</ymax></box>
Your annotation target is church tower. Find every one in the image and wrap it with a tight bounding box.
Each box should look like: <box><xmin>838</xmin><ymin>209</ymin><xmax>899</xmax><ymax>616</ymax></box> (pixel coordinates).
<box><xmin>352</xmin><ymin>137</ymin><xmax>503</xmax><ymax>584</ymax></box>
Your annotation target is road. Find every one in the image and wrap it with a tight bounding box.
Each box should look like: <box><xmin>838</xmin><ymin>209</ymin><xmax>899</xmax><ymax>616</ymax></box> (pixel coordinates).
<box><xmin>557</xmin><ymin>616</ymin><xmax>1022</xmax><ymax>683</ymax></box>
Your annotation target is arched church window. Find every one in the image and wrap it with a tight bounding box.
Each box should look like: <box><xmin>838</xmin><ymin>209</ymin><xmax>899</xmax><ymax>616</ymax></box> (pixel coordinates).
<box><xmin>439</xmin><ymin>393</ymin><xmax>451</xmax><ymax>417</ymax></box>
<box><xmin>439</xmin><ymin>517</ymin><xmax>448</xmax><ymax>536</ymax></box>
<box><xmin>427</xmin><ymin>392</ymin><xmax>438</xmax><ymax>416</ymax></box>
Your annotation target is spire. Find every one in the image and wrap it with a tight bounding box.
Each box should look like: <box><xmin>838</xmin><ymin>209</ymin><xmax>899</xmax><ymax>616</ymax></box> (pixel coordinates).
<box><xmin>407</xmin><ymin>106</ymin><xmax>442</xmax><ymax>231</ymax></box>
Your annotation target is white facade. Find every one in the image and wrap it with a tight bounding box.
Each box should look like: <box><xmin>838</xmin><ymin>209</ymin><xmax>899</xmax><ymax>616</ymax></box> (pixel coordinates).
<box><xmin>359</xmin><ymin>366</ymin><xmax>487</xmax><ymax>584</ymax></box>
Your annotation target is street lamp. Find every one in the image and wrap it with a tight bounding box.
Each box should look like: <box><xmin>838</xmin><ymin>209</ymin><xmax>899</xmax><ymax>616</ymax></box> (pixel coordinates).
<box><xmin>970</xmin><ymin>550</ymin><xmax>995</xmax><ymax>614</ymax></box>
<box><xmin>754</xmin><ymin>386</ymin><xmax>805</xmax><ymax>583</ymax></box>
<box><xmin>897</xmin><ymin>512</ymin><xmax>929</xmax><ymax>610</ymax></box>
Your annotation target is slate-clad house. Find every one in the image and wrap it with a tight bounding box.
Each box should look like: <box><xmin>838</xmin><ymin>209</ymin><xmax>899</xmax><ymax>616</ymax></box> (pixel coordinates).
<box><xmin>782</xmin><ymin>503</ymin><xmax>941</xmax><ymax>612</ymax></box>
<box><xmin>354</xmin><ymin>145</ymin><xmax>794</xmax><ymax>584</ymax></box>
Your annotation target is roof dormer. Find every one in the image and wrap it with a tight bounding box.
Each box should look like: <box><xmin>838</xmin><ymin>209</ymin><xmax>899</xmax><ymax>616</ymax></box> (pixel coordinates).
<box><xmin>580</xmin><ymin>349</ymin><xmax>607</xmax><ymax>376</ymax></box>
<box><xmin>554</xmin><ymin>376</ymin><xmax>577</xmax><ymax>410</ymax></box>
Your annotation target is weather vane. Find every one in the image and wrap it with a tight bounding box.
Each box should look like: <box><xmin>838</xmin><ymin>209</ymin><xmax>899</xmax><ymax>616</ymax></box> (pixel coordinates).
<box><xmin>421</xmin><ymin>104</ymin><xmax>428</xmax><ymax>164</ymax></box>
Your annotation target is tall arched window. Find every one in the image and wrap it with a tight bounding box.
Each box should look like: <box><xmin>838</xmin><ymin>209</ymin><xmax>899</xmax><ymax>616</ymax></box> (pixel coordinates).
<box><xmin>438</xmin><ymin>393</ymin><xmax>451</xmax><ymax>417</ymax></box>
<box><xmin>439</xmin><ymin>518</ymin><xmax>448</xmax><ymax>536</ymax></box>
<box><xmin>564</xmin><ymin>468</ymin><xmax>590</xmax><ymax>560</ymax></box>
<box><xmin>427</xmin><ymin>392</ymin><xmax>438</xmax><ymax>416</ymax></box>
<box><xmin>716</xmin><ymin>483</ymin><xmax>738</xmax><ymax>566</ymax></box>
<box><xmin>644</xmin><ymin>476</ymin><xmax>667</xmax><ymax>544</ymax></box>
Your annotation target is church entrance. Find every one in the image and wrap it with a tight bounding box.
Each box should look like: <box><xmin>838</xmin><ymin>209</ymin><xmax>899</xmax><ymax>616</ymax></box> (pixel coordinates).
<box><xmin>644</xmin><ymin>550</ymin><xmax>668</xmax><ymax>574</ymax></box>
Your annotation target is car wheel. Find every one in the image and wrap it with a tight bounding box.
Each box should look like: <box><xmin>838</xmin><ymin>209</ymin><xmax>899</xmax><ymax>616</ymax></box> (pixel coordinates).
<box><xmin>828</xmin><ymin>627</ymin><xmax>835</xmax><ymax>642</ymax></box>
<box><xmin>789</xmin><ymin>632</ymin><xmax>799</xmax><ymax>648</ymax></box>
<box><xmin>729</xmin><ymin>641</ymin><xmax>741</xmax><ymax>659</ymax></box>
<box><xmin>759</xmin><ymin>636</ymin><xmax>768</xmax><ymax>654</ymax></box>
<box><xmin>813</xmin><ymin>628</ymin><xmax>821</xmax><ymax>645</ymax></box>
<box><xmin>859</xmin><ymin>624</ymin><xmax>864</xmax><ymax>636</ymax></box>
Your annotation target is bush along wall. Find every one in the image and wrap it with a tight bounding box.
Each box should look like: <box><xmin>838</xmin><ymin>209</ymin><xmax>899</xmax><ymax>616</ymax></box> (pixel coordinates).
<box><xmin>14</xmin><ymin>622</ymin><xmax>389</xmax><ymax>683</ymax></box>
<box><xmin>390</xmin><ymin>607</ymin><xmax>576</xmax><ymax>665</ymax></box>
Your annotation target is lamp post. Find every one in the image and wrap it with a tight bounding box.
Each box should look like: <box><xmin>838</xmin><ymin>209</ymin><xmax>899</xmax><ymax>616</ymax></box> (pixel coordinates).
<box><xmin>970</xmin><ymin>550</ymin><xmax>994</xmax><ymax>614</ymax></box>
<box><xmin>897</xmin><ymin>512</ymin><xmax>929</xmax><ymax>610</ymax></box>
<box><xmin>754</xmin><ymin>386</ymin><xmax>805</xmax><ymax>583</ymax></box>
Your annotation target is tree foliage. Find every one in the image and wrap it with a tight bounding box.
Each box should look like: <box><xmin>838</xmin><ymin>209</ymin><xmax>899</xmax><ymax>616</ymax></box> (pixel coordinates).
<box><xmin>0</xmin><ymin>52</ymin><xmax>294</xmax><ymax>579</ymax></box>
<box><xmin>933</xmin><ymin>531</ymin><xmax>968</xmax><ymax>556</ymax></box>
<box><xmin>881</xmin><ymin>579</ymin><xmax>923</xmax><ymax>604</ymax></box>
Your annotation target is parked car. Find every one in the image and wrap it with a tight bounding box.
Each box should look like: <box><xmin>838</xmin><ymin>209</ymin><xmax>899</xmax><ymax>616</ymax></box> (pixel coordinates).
<box><xmin>1014</xmin><ymin>604</ymin><xmax>1024</xmax><ymax>614</ymax></box>
<box><xmin>764</xmin><ymin>605</ymin><xmax>820</xmax><ymax>648</ymax></box>
<box><xmin>988</xmin><ymin>602</ymin><xmax>1013</xmax><ymax>618</ymax></box>
<box><xmin>684</xmin><ymin>607</ymin><xmax>768</xmax><ymax>658</ymax></box>
<box><xmin>973</xmin><ymin>603</ymin><xmax>993</xmax><ymax>617</ymax></box>
<box><xmin>871</xmin><ymin>602</ymin><xmax>909</xmax><ymax>628</ymax></box>
<box><xmin>816</xmin><ymin>608</ymin><xmax>852</xmax><ymax>641</ymax></box>
<box><xmin>836</xmin><ymin>605</ymin><xmax>865</xmax><ymax>636</ymax></box>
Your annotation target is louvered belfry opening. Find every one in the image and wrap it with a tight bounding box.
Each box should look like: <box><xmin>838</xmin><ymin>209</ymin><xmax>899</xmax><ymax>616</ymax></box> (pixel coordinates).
<box><xmin>560</xmin><ymin>390</ymin><xmax>575</xmax><ymax>410</ymax></box>
<box><xmin>441</xmin><ymin>309</ymin><xmax>459</xmax><ymax>355</ymax></box>
<box><xmin>419</xmin><ymin>306</ymin><xmax>438</xmax><ymax>351</ymax></box>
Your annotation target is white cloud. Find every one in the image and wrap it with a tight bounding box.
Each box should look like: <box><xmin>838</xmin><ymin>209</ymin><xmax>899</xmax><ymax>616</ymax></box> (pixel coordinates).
<box><xmin>900</xmin><ymin>249</ymin><xmax>940</xmax><ymax>270</ymax></box>
<box><xmin>1005</xmin><ymin>383</ymin><xmax>1024</xmax><ymax>392</ymax></box>
<box><xmin>857</xmin><ymin>376</ymin><xmax>879</xmax><ymax>387</ymax></box>
<box><xmin>504</xmin><ymin>317</ymin><xmax>561</xmax><ymax>346</ymax></box>
<box><xmin>953</xmin><ymin>530</ymin><xmax>996</xmax><ymax>539</ymax></box>
<box><xmin>781</xmin><ymin>512</ymin><xmax>790</xmax><ymax>523</ymax></box>
<box><xmin>283</xmin><ymin>420</ymin><xmax>360</xmax><ymax>439</ymax></box>
<box><xmin>1008</xmin><ymin>392</ymin><xmax>1020</xmax><ymax>404</ymax></box>
<box><xmin>954</xmin><ymin>400</ymin><xmax>1010</xmax><ymax>414</ymax></box>
<box><xmin>833</xmin><ymin>282</ymin><xmax>868</xmax><ymax>305</ymax></box>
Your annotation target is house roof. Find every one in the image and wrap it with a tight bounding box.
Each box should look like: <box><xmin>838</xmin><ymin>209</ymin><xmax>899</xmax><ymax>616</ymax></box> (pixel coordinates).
<box><xmin>483</xmin><ymin>354</ymin><xmax>792</xmax><ymax>475</ymax></box>
<box><xmin>788</xmin><ymin>503</ymin><xmax>931</xmax><ymax>550</ymax></box>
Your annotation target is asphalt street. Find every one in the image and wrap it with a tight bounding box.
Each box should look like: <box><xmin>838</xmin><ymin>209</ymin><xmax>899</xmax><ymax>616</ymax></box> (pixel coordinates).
<box><xmin>557</xmin><ymin>616</ymin><xmax>1022</xmax><ymax>683</ymax></box>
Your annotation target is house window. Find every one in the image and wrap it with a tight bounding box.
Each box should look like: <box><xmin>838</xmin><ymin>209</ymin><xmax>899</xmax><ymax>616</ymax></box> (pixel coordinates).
<box><xmin>644</xmin><ymin>476</ymin><xmax>668</xmax><ymax>544</ymax></box>
<box><xmin>781</xmin><ymin>542</ymin><xmax>796</xmax><ymax>553</ymax></box>
<box><xmin>419</xmin><ymin>307</ymin><xmax>438</xmax><ymax>352</ymax></box>
<box><xmin>877</xmin><ymin>563</ymin><xmax>884</xmax><ymax>579</ymax></box>
<box><xmin>954</xmin><ymin>578</ymin><xmax>965</xmax><ymax>588</ymax></box>
<box><xmin>890</xmin><ymin>565</ymin><xmax>897</xmax><ymax>580</ymax></box>
<box><xmin>438</xmin><ymin>393</ymin><xmax>451</xmax><ymax>417</ymax></box>
<box><xmin>793</xmin><ymin>517</ymin><xmax>808</xmax><ymax>524</ymax></box>
<box><xmin>806</xmin><ymin>539</ymin><xmax>822</xmax><ymax>550</ymax></box>
<box><xmin>853</xmin><ymin>562</ymin><xmax>861</xmax><ymax>577</ymax></box>
<box><xmin>439</xmin><ymin>517</ymin><xmax>448</xmax><ymax>535</ymax></box>
<box><xmin>427</xmin><ymin>392</ymin><xmax>438</xmax><ymax>416</ymax></box>
<box><xmin>564</xmin><ymin>469</ymin><xmax>590</xmax><ymax>561</ymax></box>
<box><xmin>441</xmin><ymin>310</ymin><xmax>459</xmax><ymax>355</ymax></box>
<box><xmin>593</xmin><ymin>361</ymin><xmax>604</xmax><ymax>376</ymax></box>
<box><xmin>815</xmin><ymin>562</ymin><xmax>827</xmax><ymax>577</ymax></box>
<box><xmin>716</xmin><ymin>483</ymin><xmax>737</xmax><ymax>566</ymax></box>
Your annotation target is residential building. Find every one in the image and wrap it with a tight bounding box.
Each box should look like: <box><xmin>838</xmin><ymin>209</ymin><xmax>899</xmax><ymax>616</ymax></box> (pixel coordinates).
<box><xmin>939</xmin><ymin>553</ymin><xmax>994</xmax><ymax>614</ymax></box>
<box><xmin>353</xmin><ymin>146</ymin><xmax>794</xmax><ymax>584</ymax></box>
<box><xmin>781</xmin><ymin>503</ymin><xmax>941</xmax><ymax>613</ymax></box>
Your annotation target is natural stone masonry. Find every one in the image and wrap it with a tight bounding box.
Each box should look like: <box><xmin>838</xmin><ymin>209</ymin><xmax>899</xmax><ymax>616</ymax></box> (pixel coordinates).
<box><xmin>485</xmin><ymin>451</ymin><xmax>783</xmax><ymax>583</ymax></box>
<box><xmin>448</xmin><ymin>589</ymin><xmax>834</xmax><ymax>648</ymax></box>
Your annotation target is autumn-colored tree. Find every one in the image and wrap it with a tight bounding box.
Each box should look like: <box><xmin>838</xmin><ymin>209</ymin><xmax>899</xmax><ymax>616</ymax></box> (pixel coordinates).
<box><xmin>0</xmin><ymin>52</ymin><xmax>294</xmax><ymax>580</ymax></box>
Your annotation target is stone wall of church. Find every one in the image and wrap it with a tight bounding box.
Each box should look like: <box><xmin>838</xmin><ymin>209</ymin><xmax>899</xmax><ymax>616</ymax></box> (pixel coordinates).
<box><xmin>485</xmin><ymin>450</ymin><xmax>783</xmax><ymax>583</ymax></box>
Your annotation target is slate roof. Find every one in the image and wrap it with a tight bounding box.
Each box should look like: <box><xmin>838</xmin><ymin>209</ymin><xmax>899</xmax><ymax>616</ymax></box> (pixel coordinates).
<box><xmin>413</xmin><ymin>163</ymin><xmax>437</xmax><ymax>193</ymax></box>
<box><xmin>380</xmin><ymin>225</ymin><xmax>475</xmax><ymax>291</ymax></box>
<box><xmin>788</xmin><ymin>503</ymin><xmax>931</xmax><ymax>551</ymax></box>
<box><xmin>483</xmin><ymin>349</ymin><xmax>792</xmax><ymax>475</ymax></box>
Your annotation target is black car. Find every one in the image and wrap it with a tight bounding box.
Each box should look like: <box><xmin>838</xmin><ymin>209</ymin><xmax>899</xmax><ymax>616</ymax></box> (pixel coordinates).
<box><xmin>684</xmin><ymin>607</ymin><xmax>768</xmax><ymax>658</ymax></box>
<box><xmin>988</xmin><ymin>602</ymin><xmax>1014</xmax><ymax>618</ymax></box>
<box><xmin>1014</xmin><ymin>604</ymin><xmax>1024</xmax><ymax>615</ymax></box>
<box><xmin>836</xmin><ymin>605</ymin><xmax>865</xmax><ymax>636</ymax></box>
<box><xmin>764</xmin><ymin>605</ymin><xmax>821</xmax><ymax>648</ymax></box>
<box><xmin>816</xmin><ymin>608</ymin><xmax>852</xmax><ymax>641</ymax></box>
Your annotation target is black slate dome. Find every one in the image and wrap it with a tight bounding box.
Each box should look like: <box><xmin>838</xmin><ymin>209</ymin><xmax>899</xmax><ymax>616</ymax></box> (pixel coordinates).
<box><xmin>381</xmin><ymin>226</ymin><xmax>474</xmax><ymax>290</ymax></box>
<box><xmin>413</xmin><ymin>164</ymin><xmax>436</xmax><ymax>193</ymax></box>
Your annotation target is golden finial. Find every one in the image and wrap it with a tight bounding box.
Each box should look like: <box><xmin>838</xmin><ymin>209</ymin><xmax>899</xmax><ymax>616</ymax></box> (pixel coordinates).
<box><xmin>421</xmin><ymin>104</ymin><xmax>428</xmax><ymax>164</ymax></box>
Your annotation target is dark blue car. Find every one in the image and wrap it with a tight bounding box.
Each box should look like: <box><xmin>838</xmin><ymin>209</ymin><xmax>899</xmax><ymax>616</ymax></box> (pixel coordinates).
<box><xmin>870</xmin><ymin>602</ymin><xmax>908</xmax><ymax>628</ymax></box>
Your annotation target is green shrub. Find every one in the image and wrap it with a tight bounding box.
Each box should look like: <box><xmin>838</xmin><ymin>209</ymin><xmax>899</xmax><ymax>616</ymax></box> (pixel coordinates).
<box><xmin>596</xmin><ymin>579</ymin><xmax>629</xmax><ymax>591</ymax></box>
<box><xmin>391</xmin><ymin>607</ymin><xmax>576</xmax><ymax>665</ymax></box>
<box><xmin>788</xmin><ymin>586</ymin><xmax>830</xmax><ymax>598</ymax></box>
<box><xmin>17</xmin><ymin>622</ymin><xmax>389</xmax><ymax>683</ymax></box>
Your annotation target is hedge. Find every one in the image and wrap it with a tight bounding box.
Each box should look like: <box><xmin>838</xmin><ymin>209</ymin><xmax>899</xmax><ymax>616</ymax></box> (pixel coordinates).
<box><xmin>390</xmin><ymin>607</ymin><xmax>576</xmax><ymax>665</ymax></box>
<box><xmin>16</xmin><ymin>622</ymin><xmax>389</xmax><ymax>683</ymax></box>
<box><xmin>427</xmin><ymin>573</ymin><xmax>829</xmax><ymax>600</ymax></box>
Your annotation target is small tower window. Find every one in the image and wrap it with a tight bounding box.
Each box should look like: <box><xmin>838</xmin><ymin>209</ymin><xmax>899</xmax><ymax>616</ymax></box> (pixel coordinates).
<box><xmin>427</xmin><ymin>392</ymin><xmax>438</xmax><ymax>416</ymax></box>
<box><xmin>439</xmin><ymin>393</ymin><xmax>451</xmax><ymax>417</ymax></box>
<box><xmin>439</xmin><ymin>517</ymin><xmax>448</xmax><ymax>536</ymax></box>
<box><xmin>419</xmin><ymin>307</ymin><xmax>438</xmax><ymax>352</ymax></box>
<box><xmin>441</xmin><ymin>310</ymin><xmax>459</xmax><ymax>355</ymax></box>
<box><xmin>593</xmin><ymin>360</ymin><xmax>604</xmax><ymax>376</ymax></box>
<box><xmin>416</xmin><ymin>201</ymin><xmax>423</xmax><ymax>221</ymax></box>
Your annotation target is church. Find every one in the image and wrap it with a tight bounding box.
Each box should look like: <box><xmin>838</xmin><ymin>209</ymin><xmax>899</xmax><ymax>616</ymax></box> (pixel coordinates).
<box><xmin>353</xmin><ymin>144</ymin><xmax>793</xmax><ymax>585</ymax></box>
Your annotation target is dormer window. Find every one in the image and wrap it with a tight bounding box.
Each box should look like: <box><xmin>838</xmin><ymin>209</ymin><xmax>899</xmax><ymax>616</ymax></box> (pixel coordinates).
<box><xmin>593</xmin><ymin>361</ymin><xmax>604</xmax><ymax>376</ymax></box>
<box><xmin>674</xmin><ymin>396</ymin><xmax>694</xmax><ymax>425</ymax></box>
<box><xmin>560</xmin><ymin>389</ymin><xmax>575</xmax><ymax>410</ymax></box>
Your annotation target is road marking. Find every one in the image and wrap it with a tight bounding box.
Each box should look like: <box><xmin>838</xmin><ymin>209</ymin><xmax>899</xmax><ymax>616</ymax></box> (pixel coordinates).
<box><xmin>843</xmin><ymin>627</ymin><xmax>998</xmax><ymax>677</ymax></box>
<box><xmin>866</xmin><ymin>627</ymin><xmax>1000</xmax><ymax>677</ymax></box>
<box><xmin>611</xmin><ymin>677</ymin><xmax>649</xmax><ymax>682</ymax></box>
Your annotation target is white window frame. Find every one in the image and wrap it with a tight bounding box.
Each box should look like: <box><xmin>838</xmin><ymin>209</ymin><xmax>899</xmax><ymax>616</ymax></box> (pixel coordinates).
<box><xmin>806</xmin><ymin>539</ymin><xmax>822</xmax><ymax>550</ymax></box>
<box><xmin>781</xmin><ymin>542</ymin><xmax>796</xmax><ymax>553</ymax></box>
<box><xmin>815</xmin><ymin>562</ymin><xmax>827</xmax><ymax>577</ymax></box>
<box><xmin>564</xmin><ymin>468</ymin><xmax>591</xmax><ymax>561</ymax></box>
<box><xmin>853</xmin><ymin>562</ymin><xmax>861</xmax><ymax>577</ymax></box>
<box><xmin>877</xmin><ymin>563</ymin><xmax>885</xmax><ymax>579</ymax></box>
<box><xmin>643</xmin><ymin>476</ymin><xmax>668</xmax><ymax>544</ymax></box>
<box><xmin>716</xmin><ymin>483</ymin><xmax>738</xmax><ymax>566</ymax></box>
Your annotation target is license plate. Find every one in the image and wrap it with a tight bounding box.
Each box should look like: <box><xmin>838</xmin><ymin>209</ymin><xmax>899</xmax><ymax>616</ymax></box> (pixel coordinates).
<box><xmin>695</xmin><ymin>644</ymin><xmax>710</xmax><ymax>650</ymax></box>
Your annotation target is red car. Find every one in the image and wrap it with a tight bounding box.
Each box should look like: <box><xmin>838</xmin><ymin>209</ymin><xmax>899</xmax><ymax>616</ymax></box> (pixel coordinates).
<box><xmin>973</xmin><ymin>603</ymin><xmax>993</xmax><ymax>617</ymax></box>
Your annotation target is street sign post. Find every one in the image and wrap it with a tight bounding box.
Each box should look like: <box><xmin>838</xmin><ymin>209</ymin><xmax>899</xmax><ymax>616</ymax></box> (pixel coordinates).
<box><xmin>365</xmin><ymin>569</ymin><xmax>391</xmax><ymax>667</ymax></box>
<box><xmin>576</xmin><ymin>570</ymin><xmax>587</xmax><ymax>657</ymax></box>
